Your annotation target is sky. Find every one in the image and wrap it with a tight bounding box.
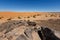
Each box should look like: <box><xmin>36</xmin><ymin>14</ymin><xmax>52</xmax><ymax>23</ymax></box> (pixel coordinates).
<box><xmin>0</xmin><ymin>0</ymin><xmax>60</xmax><ymax>12</ymax></box>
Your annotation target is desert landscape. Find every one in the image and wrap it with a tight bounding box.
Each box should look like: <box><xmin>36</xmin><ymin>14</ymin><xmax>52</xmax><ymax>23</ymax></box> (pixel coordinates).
<box><xmin>0</xmin><ymin>12</ymin><xmax>60</xmax><ymax>40</ymax></box>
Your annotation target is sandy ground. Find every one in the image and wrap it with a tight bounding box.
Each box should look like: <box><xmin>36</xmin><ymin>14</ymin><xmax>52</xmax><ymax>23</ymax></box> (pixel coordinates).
<box><xmin>0</xmin><ymin>12</ymin><xmax>60</xmax><ymax>20</ymax></box>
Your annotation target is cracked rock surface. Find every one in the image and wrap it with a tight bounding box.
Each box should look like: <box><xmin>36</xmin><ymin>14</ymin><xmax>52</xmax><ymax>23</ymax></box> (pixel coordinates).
<box><xmin>0</xmin><ymin>20</ymin><xmax>60</xmax><ymax>40</ymax></box>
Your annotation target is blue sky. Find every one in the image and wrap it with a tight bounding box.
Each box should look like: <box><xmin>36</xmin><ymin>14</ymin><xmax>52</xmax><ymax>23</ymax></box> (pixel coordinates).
<box><xmin>0</xmin><ymin>0</ymin><xmax>60</xmax><ymax>12</ymax></box>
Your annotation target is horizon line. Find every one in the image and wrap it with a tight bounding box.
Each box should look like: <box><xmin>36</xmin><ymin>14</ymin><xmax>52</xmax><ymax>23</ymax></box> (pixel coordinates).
<box><xmin>0</xmin><ymin>11</ymin><xmax>60</xmax><ymax>12</ymax></box>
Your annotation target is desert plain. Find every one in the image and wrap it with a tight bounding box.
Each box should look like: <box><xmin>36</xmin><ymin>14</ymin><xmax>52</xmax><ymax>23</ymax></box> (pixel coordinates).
<box><xmin>0</xmin><ymin>12</ymin><xmax>60</xmax><ymax>40</ymax></box>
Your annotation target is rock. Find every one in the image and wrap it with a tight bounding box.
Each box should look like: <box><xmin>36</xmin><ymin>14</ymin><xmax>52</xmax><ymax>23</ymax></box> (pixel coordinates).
<box><xmin>16</xmin><ymin>34</ymin><xmax>28</xmax><ymax>40</ymax></box>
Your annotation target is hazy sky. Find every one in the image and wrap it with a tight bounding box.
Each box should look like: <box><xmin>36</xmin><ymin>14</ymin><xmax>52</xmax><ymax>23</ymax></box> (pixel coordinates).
<box><xmin>0</xmin><ymin>0</ymin><xmax>60</xmax><ymax>12</ymax></box>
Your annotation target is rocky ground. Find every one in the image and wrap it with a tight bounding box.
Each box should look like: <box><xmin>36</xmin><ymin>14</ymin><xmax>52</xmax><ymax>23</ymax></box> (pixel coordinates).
<box><xmin>0</xmin><ymin>19</ymin><xmax>60</xmax><ymax>40</ymax></box>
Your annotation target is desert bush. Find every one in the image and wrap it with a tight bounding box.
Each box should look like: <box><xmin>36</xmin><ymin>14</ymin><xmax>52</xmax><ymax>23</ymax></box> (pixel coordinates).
<box><xmin>7</xmin><ymin>18</ymin><xmax>12</xmax><ymax>20</ymax></box>
<box><xmin>33</xmin><ymin>15</ymin><xmax>36</xmax><ymax>18</ymax></box>
<box><xmin>45</xmin><ymin>15</ymin><xmax>48</xmax><ymax>17</ymax></box>
<box><xmin>0</xmin><ymin>17</ymin><xmax>2</xmax><ymax>19</ymax></box>
<box><xmin>18</xmin><ymin>16</ymin><xmax>21</xmax><ymax>19</ymax></box>
<box><xmin>50</xmin><ymin>14</ymin><xmax>57</xmax><ymax>17</ymax></box>
<box><xmin>0</xmin><ymin>16</ymin><xmax>3</xmax><ymax>19</ymax></box>
<box><xmin>27</xmin><ymin>16</ymin><xmax>30</xmax><ymax>18</ymax></box>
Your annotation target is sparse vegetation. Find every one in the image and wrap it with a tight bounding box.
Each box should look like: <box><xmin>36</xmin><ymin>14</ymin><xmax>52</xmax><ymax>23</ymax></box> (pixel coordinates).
<box><xmin>33</xmin><ymin>15</ymin><xmax>36</xmax><ymax>18</ymax></box>
<box><xmin>18</xmin><ymin>16</ymin><xmax>21</xmax><ymax>19</ymax></box>
<box><xmin>27</xmin><ymin>16</ymin><xmax>30</xmax><ymax>18</ymax></box>
<box><xmin>0</xmin><ymin>17</ymin><xmax>2</xmax><ymax>19</ymax></box>
<box><xmin>45</xmin><ymin>15</ymin><xmax>48</xmax><ymax>17</ymax></box>
<box><xmin>7</xmin><ymin>18</ymin><xmax>12</xmax><ymax>20</ymax></box>
<box><xmin>50</xmin><ymin>14</ymin><xmax>57</xmax><ymax>17</ymax></box>
<box><xmin>0</xmin><ymin>16</ymin><xmax>3</xmax><ymax>19</ymax></box>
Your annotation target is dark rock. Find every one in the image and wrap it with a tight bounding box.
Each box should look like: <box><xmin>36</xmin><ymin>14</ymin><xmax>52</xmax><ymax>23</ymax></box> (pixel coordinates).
<box><xmin>38</xmin><ymin>27</ymin><xmax>60</xmax><ymax>40</ymax></box>
<box><xmin>27</xmin><ymin>21</ymin><xmax>36</xmax><ymax>26</ymax></box>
